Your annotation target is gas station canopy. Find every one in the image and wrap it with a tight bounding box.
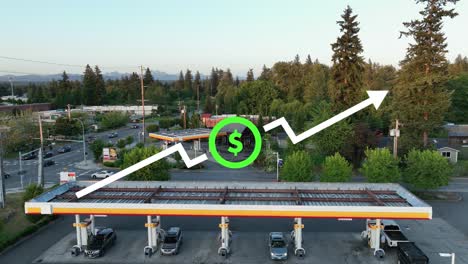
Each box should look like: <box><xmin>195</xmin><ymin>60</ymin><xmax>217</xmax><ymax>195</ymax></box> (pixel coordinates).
<box><xmin>149</xmin><ymin>128</ymin><xmax>225</xmax><ymax>142</ymax></box>
<box><xmin>25</xmin><ymin>181</ymin><xmax>431</xmax><ymax>220</ymax></box>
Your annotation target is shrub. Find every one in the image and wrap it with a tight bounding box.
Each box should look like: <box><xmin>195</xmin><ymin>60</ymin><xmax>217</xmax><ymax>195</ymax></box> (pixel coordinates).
<box><xmin>116</xmin><ymin>139</ymin><xmax>126</xmax><ymax>149</ymax></box>
<box><xmin>125</xmin><ymin>136</ymin><xmax>134</xmax><ymax>145</ymax></box>
<box><xmin>101</xmin><ymin>112</ymin><xmax>128</xmax><ymax>129</ymax></box>
<box><xmin>404</xmin><ymin>149</ymin><xmax>452</xmax><ymax>189</ymax></box>
<box><xmin>121</xmin><ymin>146</ymin><xmax>170</xmax><ymax>181</ymax></box>
<box><xmin>280</xmin><ymin>150</ymin><xmax>313</xmax><ymax>182</ymax></box>
<box><xmin>22</xmin><ymin>184</ymin><xmax>44</xmax><ymax>223</ymax></box>
<box><xmin>361</xmin><ymin>148</ymin><xmax>400</xmax><ymax>183</ymax></box>
<box><xmin>320</xmin><ymin>153</ymin><xmax>352</xmax><ymax>182</ymax></box>
<box><xmin>146</xmin><ymin>124</ymin><xmax>160</xmax><ymax>133</ymax></box>
<box><xmin>90</xmin><ymin>139</ymin><xmax>105</xmax><ymax>161</ymax></box>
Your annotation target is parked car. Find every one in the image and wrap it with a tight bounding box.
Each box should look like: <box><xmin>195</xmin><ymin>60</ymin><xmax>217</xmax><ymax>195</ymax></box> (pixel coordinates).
<box><xmin>131</xmin><ymin>124</ymin><xmax>139</xmax><ymax>129</ymax></box>
<box><xmin>87</xmin><ymin>136</ymin><xmax>97</xmax><ymax>143</ymax></box>
<box><xmin>108</xmin><ymin>132</ymin><xmax>118</xmax><ymax>138</ymax></box>
<box><xmin>21</xmin><ymin>152</ymin><xmax>37</xmax><ymax>160</ymax></box>
<box><xmin>160</xmin><ymin>227</ymin><xmax>183</xmax><ymax>255</ymax></box>
<box><xmin>84</xmin><ymin>228</ymin><xmax>117</xmax><ymax>258</ymax></box>
<box><xmin>43</xmin><ymin>151</ymin><xmax>53</xmax><ymax>158</ymax></box>
<box><xmin>269</xmin><ymin>232</ymin><xmax>288</xmax><ymax>260</ymax></box>
<box><xmin>397</xmin><ymin>242</ymin><xmax>429</xmax><ymax>264</ymax></box>
<box><xmin>57</xmin><ymin>145</ymin><xmax>72</xmax><ymax>153</ymax></box>
<box><xmin>43</xmin><ymin>160</ymin><xmax>55</xmax><ymax>167</ymax></box>
<box><xmin>91</xmin><ymin>170</ymin><xmax>114</xmax><ymax>179</ymax></box>
<box><xmin>3</xmin><ymin>172</ymin><xmax>10</xmax><ymax>179</ymax></box>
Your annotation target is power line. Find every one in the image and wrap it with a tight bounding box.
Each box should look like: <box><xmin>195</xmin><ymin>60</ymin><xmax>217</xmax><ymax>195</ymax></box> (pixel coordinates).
<box><xmin>0</xmin><ymin>55</ymin><xmax>139</xmax><ymax>70</ymax></box>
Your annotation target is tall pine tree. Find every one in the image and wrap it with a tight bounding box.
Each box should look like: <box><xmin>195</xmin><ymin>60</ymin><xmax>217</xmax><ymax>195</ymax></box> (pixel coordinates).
<box><xmin>82</xmin><ymin>64</ymin><xmax>96</xmax><ymax>105</ymax></box>
<box><xmin>246</xmin><ymin>69</ymin><xmax>255</xmax><ymax>82</ymax></box>
<box><xmin>392</xmin><ymin>0</ymin><xmax>458</xmax><ymax>148</ymax></box>
<box><xmin>329</xmin><ymin>6</ymin><xmax>365</xmax><ymax>112</ymax></box>
<box><xmin>94</xmin><ymin>66</ymin><xmax>105</xmax><ymax>105</ymax></box>
<box><xmin>143</xmin><ymin>67</ymin><xmax>154</xmax><ymax>86</ymax></box>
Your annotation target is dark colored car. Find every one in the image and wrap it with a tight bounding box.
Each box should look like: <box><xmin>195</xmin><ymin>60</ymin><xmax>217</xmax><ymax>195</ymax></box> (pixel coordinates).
<box><xmin>269</xmin><ymin>232</ymin><xmax>288</xmax><ymax>260</ymax></box>
<box><xmin>397</xmin><ymin>242</ymin><xmax>429</xmax><ymax>264</ymax></box>
<box><xmin>43</xmin><ymin>151</ymin><xmax>53</xmax><ymax>158</ymax></box>
<box><xmin>43</xmin><ymin>160</ymin><xmax>55</xmax><ymax>167</ymax></box>
<box><xmin>87</xmin><ymin>136</ymin><xmax>97</xmax><ymax>143</ymax></box>
<box><xmin>84</xmin><ymin>228</ymin><xmax>117</xmax><ymax>258</ymax></box>
<box><xmin>57</xmin><ymin>145</ymin><xmax>72</xmax><ymax>153</ymax></box>
<box><xmin>161</xmin><ymin>227</ymin><xmax>183</xmax><ymax>255</ymax></box>
<box><xmin>108</xmin><ymin>132</ymin><xmax>118</xmax><ymax>138</ymax></box>
<box><xmin>131</xmin><ymin>124</ymin><xmax>139</xmax><ymax>129</ymax></box>
<box><xmin>3</xmin><ymin>172</ymin><xmax>10</xmax><ymax>179</ymax></box>
<box><xmin>22</xmin><ymin>152</ymin><xmax>37</xmax><ymax>160</ymax></box>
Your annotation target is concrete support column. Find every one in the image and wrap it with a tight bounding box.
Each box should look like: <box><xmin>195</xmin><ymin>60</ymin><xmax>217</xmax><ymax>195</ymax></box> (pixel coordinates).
<box><xmin>367</xmin><ymin>219</ymin><xmax>385</xmax><ymax>258</ymax></box>
<box><xmin>144</xmin><ymin>216</ymin><xmax>160</xmax><ymax>257</ymax></box>
<box><xmin>293</xmin><ymin>218</ymin><xmax>305</xmax><ymax>257</ymax></box>
<box><xmin>90</xmin><ymin>215</ymin><xmax>95</xmax><ymax>235</ymax></box>
<box><xmin>218</xmin><ymin>216</ymin><xmax>230</xmax><ymax>257</ymax></box>
<box><xmin>75</xmin><ymin>214</ymin><xmax>82</xmax><ymax>248</ymax></box>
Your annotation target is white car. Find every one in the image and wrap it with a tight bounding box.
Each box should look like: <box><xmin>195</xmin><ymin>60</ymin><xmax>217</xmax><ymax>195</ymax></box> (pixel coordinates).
<box><xmin>91</xmin><ymin>170</ymin><xmax>114</xmax><ymax>179</ymax></box>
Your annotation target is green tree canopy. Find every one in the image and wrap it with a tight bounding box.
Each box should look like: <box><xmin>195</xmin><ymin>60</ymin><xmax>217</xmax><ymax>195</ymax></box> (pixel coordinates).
<box><xmin>100</xmin><ymin>112</ymin><xmax>128</xmax><ymax>129</ymax></box>
<box><xmin>309</xmin><ymin>101</ymin><xmax>353</xmax><ymax>156</ymax></box>
<box><xmin>360</xmin><ymin>148</ymin><xmax>400</xmax><ymax>183</ymax></box>
<box><xmin>392</xmin><ymin>0</ymin><xmax>459</xmax><ymax>148</ymax></box>
<box><xmin>320</xmin><ymin>153</ymin><xmax>352</xmax><ymax>182</ymax></box>
<box><xmin>280</xmin><ymin>150</ymin><xmax>313</xmax><ymax>182</ymax></box>
<box><xmin>404</xmin><ymin>149</ymin><xmax>452</xmax><ymax>189</ymax></box>
<box><xmin>329</xmin><ymin>5</ymin><xmax>365</xmax><ymax>112</ymax></box>
<box><xmin>121</xmin><ymin>146</ymin><xmax>170</xmax><ymax>181</ymax></box>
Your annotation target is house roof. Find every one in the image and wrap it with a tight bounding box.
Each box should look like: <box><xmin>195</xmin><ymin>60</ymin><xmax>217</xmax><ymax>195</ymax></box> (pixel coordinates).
<box><xmin>438</xmin><ymin>146</ymin><xmax>460</xmax><ymax>152</ymax></box>
<box><xmin>446</xmin><ymin>125</ymin><xmax>468</xmax><ymax>137</ymax></box>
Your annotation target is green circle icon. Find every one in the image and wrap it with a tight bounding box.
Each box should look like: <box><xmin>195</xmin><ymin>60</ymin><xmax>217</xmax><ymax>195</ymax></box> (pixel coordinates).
<box><xmin>209</xmin><ymin>117</ymin><xmax>262</xmax><ymax>169</ymax></box>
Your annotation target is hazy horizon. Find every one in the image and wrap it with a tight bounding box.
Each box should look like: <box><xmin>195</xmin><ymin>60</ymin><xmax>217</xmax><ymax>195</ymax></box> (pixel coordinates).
<box><xmin>1</xmin><ymin>0</ymin><xmax>467</xmax><ymax>77</ymax></box>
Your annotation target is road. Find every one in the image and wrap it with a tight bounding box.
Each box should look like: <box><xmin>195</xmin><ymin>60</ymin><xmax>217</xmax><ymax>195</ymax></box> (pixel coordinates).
<box><xmin>4</xmin><ymin>123</ymin><xmax>143</xmax><ymax>191</ymax></box>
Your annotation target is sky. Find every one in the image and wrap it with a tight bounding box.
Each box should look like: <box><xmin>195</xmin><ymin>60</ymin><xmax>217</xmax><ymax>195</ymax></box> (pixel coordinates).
<box><xmin>0</xmin><ymin>0</ymin><xmax>467</xmax><ymax>77</ymax></box>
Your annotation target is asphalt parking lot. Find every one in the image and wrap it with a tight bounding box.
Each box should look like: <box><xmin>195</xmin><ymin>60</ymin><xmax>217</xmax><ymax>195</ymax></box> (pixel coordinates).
<box><xmin>30</xmin><ymin>216</ymin><xmax>468</xmax><ymax>264</ymax></box>
<box><xmin>33</xmin><ymin>230</ymin><xmax>396</xmax><ymax>264</ymax></box>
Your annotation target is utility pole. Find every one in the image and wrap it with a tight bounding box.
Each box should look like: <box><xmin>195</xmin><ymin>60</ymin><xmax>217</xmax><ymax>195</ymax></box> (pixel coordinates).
<box><xmin>391</xmin><ymin>119</ymin><xmax>400</xmax><ymax>158</ymax></box>
<box><xmin>37</xmin><ymin>115</ymin><xmax>44</xmax><ymax>187</ymax></box>
<box><xmin>0</xmin><ymin>125</ymin><xmax>11</xmax><ymax>209</ymax></box>
<box><xmin>8</xmin><ymin>77</ymin><xmax>14</xmax><ymax>97</ymax></box>
<box><xmin>140</xmin><ymin>66</ymin><xmax>146</xmax><ymax>144</ymax></box>
<box><xmin>67</xmin><ymin>104</ymin><xmax>71</xmax><ymax>121</ymax></box>
<box><xmin>183</xmin><ymin>105</ymin><xmax>187</xmax><ymax>129</ymax></box>
<box><xmin>197</xmin><ymin>83</ymin><xmax>200</xmax><ymax>113</ymax></box>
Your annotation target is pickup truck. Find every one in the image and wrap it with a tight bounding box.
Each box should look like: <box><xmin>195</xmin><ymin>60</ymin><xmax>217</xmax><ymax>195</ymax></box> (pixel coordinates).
<box><xmin>381</xmin><ymin>220</ymin><xmax>409</xmax><ymax>248</ymax></box>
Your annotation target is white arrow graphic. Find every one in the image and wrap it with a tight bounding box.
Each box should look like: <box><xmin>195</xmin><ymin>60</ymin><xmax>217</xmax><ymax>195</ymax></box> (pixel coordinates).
<box><xmin>264</xmin><ymin>90</ymin><xmax>389</xmax><ymax>144</ymax></box>
<box><xmin>76</xmin><ymin>143</ymin><xmax>207</xmax><ymax>198</ymax></box>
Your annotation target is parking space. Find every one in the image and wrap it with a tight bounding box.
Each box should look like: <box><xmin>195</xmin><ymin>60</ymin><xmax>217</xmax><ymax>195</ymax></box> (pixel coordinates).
<box><xmin>34</xmin><ymin>230</ymin><xmax>397</xmax><ymax>264</ymax></box>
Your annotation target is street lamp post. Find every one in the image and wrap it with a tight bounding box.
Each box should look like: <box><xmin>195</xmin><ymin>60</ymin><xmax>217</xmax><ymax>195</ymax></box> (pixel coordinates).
<box><xmin>439</xmin><ymin>253</ymin><xmax>455</xmax><ymax>264</ymax></box>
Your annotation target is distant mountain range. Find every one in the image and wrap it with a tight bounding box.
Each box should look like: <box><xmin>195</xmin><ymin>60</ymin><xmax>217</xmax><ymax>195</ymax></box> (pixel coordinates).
<box><xmin>0</xmin><ymin>70</ymin><xmax>190</xmax><ymax>83</ymax></box>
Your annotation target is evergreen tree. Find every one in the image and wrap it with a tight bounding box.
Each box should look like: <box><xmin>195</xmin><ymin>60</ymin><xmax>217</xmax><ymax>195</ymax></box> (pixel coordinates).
<box><xmin>183</xmin><ymin>69</ymin><xmax>193</xmax><ymax>97</ymax></box>
<box><xmin>329</xmin><ymin>6</ymin><xmax>365</xmax><ymax>112</ymax></box>
<box><xmin>194</xmin><ymin>71</ymin><xmax>201</xmax><ymax>100</ymax></box>
<box><xmin>294</xmin><ymin>54</ymin><xmax>301</xmax><ymax>65</ymax></box>
<box><xmin>246</xmin><ymin>69</ymin><xmax>255</xmax><ymax>82</ymax></box>
<box><xmin>94</xmin><ymin>66</ymin><xmax>105</xmax><ymax>104</ymax></box>
<box><xmin>306</xmin><ymin>54</ymin><xmax>313</xmax><ymax>65</ymax></box>
<box><xmin>392</xmin><ymin>0</ymin><xmax>458</xmax><ymax>148</ymax></box>
<box><xmin>258</xmin><ymin>65</ymin><xmax>272</xmax><ymax>81</ymax></box>
<box><xmin>82</xmin><ymin>64</ymin><xmax>96</xmax><ymax>105</ymax></box>
<box><xmin>210</xmin><ymin>67</ymin><xmax>219</xmax><ymax>96</ymax></box>
<box><xmin>204</xmin><ymin>95</ymin><xmax>214</xmax><ymax>113</ymax></box>
<box><xmin>175</xmin><ymin>71</ymin><xmax>184</xmax><ymax>95</ymax></box>
<box><xmin>143</xmin><ymin>67</ymin><xmax>154</xmax><ymax>86</ymax></box>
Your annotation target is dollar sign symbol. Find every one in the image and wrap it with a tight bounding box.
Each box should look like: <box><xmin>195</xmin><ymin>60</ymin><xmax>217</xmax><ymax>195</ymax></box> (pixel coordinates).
<box><xmin>228</xmin><ymin>129</ymin><xmax>243</xmax><ymax>157</ymax></box>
